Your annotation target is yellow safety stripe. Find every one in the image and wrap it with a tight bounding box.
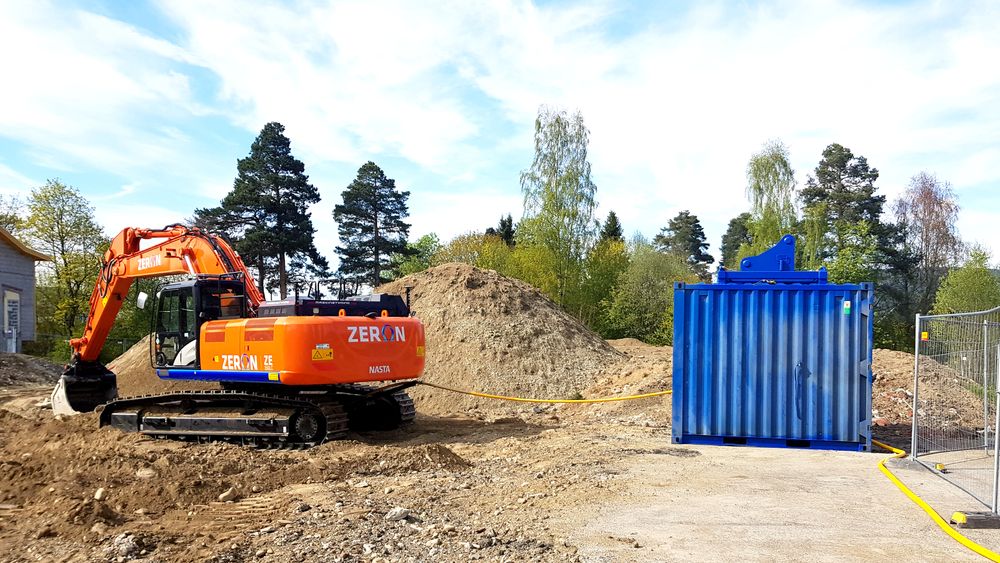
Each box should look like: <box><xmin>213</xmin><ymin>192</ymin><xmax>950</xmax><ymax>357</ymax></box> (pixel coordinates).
<box><xmin>416</xmin><ymin>381</ymin><xmax>671</xmax><ymax>403</ymax></box>
<box><xmin>872</xmin><ymin>439</ymin><xmax>1000</xmax><ymax>562</ymax></box>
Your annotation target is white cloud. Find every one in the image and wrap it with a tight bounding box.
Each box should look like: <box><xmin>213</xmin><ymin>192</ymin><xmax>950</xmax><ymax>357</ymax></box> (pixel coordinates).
<box><xmin>1</xmin><ymin>0</ymin><xmax>997</xmax><ymax>262</ymax></box>
<box><xmin>0</xmin><ymin>2</ymin><xmax>216</xmax><ymax>184</ymax></box>
<box><xmin>94</xmin><ymin>202</ymin><xmax>188</xmax><ymax>239</ymax></box>
<box><xmin>0</xmin><ymin>163</ymin><xmax>37</xmax><ymax>195</ymax></box>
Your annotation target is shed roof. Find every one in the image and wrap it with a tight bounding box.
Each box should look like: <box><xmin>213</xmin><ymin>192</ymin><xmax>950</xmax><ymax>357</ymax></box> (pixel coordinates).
<box><xmin>0</xmin><ymin>226</ymin><xmax>51</xmax><ymax>261</ymax></box>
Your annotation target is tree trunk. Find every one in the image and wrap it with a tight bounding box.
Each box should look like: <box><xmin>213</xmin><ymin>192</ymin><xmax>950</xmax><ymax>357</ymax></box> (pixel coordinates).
<box><xmin>373</xmin><ymin>208</ymin><xmax>380</xmax><ymax>288</ymax></box>
<box><xmin>279</xmin><ymin>253</ymin><xmax>287</xmax><ymax>299</ymax></box>
<box><xmin>257</xmin><ymin>255</ymin><xmax>266</xmax><ymax>298</ymax></box>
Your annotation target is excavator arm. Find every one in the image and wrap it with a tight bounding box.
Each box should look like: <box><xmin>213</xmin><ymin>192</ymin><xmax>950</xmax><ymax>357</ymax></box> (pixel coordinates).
<box><xmin>53</xmin><ymin>224</ymin><xmax>263</xmax><ymax>413</ymax></box>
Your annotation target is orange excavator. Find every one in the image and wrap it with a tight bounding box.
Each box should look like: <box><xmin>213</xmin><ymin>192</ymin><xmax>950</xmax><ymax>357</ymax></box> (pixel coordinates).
<box><xmin>51</xmin><ymin>224</ymin><xmax>425</xmax><ymax>446</ymax></box>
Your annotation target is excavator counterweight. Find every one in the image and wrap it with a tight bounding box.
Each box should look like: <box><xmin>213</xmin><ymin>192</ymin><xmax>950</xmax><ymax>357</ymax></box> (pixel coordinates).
<box><xmin>51</xmin><ymin>225</ymin><xmax>425</xmax><ymax>446</ymax></box>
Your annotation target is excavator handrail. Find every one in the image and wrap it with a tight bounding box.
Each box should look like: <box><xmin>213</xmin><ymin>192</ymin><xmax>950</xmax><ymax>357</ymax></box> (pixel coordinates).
<box><xmin>70</xmin><ymin>224</ymin><xmax>263</xmax><ymax>363</ymax></box>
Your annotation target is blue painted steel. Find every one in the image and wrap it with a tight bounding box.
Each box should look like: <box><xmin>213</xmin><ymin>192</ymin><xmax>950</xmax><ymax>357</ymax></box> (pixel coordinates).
<box><xmin>717</xmin><ymin>234</ymin><xmax>828</xmax><ymax>284</ymax></box>
<box><xmin>157</xmin><ymin>369</ymin><xmax>281</xmax><ymax>384</ymax></box>
<box><xmin>672</xmin><ymin>237</ymin><xmax>873</xmax><ymax>452</ymax></box>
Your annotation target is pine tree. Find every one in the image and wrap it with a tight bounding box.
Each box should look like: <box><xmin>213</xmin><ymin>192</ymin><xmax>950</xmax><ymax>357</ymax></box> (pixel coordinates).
<box><xmin>598</xmin><ymin>211</ymin><xmax>624</xmax><ymax>243</ymax></box>
<box><xmin>719</xmin><ymin>212</ymin><xmax>751</xmax><ymax>268</ymax></box>
<box><xmin>334</xmin><ymin>162</ymin><xmax>413</xmax><ymax>287</ymax></box>
<box><xmin>800</xmin><ymin>142</ymin><xmax>884</xmax><ymax>260</ymax></box>
<box><xmin>199</xmin><ymin>122</ymin><xmax>326</xmax><ymax>298</ymax></box>
<box><xmin>653</xmin><ymin>210</ymin><xmax>714</xmax><ymax>280</ymax></box>
<box><xmin>486</xmin><ymin>214</ymin><xmax>516</xmax><ymax>247</ymax></box>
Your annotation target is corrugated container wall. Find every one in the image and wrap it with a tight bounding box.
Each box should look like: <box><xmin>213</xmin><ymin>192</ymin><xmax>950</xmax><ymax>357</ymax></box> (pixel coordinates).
<box><xmin>671</xmin><ymin>236</ymin><xmax>873</xmax><ymax>452</ymax></box>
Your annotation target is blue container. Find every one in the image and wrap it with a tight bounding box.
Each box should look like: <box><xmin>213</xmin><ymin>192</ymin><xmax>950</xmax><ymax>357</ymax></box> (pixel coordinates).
<box><xmin>671</xmin><ymin>235</ymin><xmax>873</xmax><ymax>452</ymax></box>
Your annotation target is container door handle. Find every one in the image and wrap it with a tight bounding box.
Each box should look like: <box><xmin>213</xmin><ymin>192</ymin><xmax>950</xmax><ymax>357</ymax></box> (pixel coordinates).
<box><xmin>794</xmin><ymin>362</ymin><xmax>807</xmax><ymax>420</ymax></box>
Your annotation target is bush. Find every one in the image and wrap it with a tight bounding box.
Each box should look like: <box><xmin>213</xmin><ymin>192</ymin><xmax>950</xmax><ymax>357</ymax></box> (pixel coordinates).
<box><xmin>605</xmin><ymin>245</ymin><xmax>699</xmax><ymax>344</ymax></box>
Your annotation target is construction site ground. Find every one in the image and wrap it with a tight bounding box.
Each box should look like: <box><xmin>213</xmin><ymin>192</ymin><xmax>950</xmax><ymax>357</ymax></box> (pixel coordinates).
<box><xmin>0</xmin><ymin>363</ymin><xmax>995</xmax><ymax>561</ymax></box>
<box><xmin>2</xmin><ymin>265</ymin><xmax>999</xmax><ymax>561</ymax></box>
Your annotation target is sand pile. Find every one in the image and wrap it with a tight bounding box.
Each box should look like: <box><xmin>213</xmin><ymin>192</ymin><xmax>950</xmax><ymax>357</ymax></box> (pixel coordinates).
<box><xmin>381</xmin><ymin>263</ymin><xmax>624</xmax><ymax>415</ymax></box>
<box><xmin>559</xmin><ymin>339</ymin><xmax>673</xmax><ymax>426</ymax></box>
<box><xmin>872</xmin><ymin>348</ymin><xmax>982</xmax><ymax>429</ymax></box>
<box><xmin>108</xmin><ymin>335</ymin><xmax>217</xmax><ymax>397</ymax></box>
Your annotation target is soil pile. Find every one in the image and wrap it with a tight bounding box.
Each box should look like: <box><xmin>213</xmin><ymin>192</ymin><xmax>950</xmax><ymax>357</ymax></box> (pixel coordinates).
<box><xmin>872</xmin><ymin>348</ymin><xmax>981</xmax><ymax>429</ymax></box>
<box><xmin>108</xmin><ymin>335</ymin><xmax>218</xmax><ymax>396</ymax></box>
<box><xmin>0</xmin><ymin>353</ymin><xmax>60</xmax><ymax>386</ymax></box>
<box><xmin>381</xmin><ymin>263</ymin><xmax>624</xmax><ymax>416</ymax></box>
<box><xmin>560</xmin><ymin>339</ymin><xmax>673</xmax><ymax>426</ymax></box>
<box><xmin>0</xmin><ymin>385</ymin><xmax>608</xmax><ymax>563</ymax></box>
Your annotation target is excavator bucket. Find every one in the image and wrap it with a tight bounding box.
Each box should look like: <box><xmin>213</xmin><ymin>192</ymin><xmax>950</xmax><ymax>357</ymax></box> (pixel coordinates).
<box><xmin>51</xmin><ymin>361</ymin><xmax>117</xmax><ymax>415</ymax></box>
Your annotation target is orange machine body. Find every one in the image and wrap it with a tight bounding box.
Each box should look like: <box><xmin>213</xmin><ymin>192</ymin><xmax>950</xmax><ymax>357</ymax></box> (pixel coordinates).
<box><xmin>160</xmin><ymin>316</ymin><xmax>426</xmax><ymax>386</ymax></box>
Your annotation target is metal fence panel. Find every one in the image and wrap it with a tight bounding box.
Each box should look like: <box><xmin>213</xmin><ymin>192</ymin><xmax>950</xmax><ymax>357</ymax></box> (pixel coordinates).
<box><xmin>911</xmin><ymin>307</ymin><xmax>1000</xmax><ymax>511</ymax></box>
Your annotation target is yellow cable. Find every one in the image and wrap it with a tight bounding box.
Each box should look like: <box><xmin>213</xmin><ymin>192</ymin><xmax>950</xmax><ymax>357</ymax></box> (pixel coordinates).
<box><xmin>416</xmin><ymin>381</ymin><xmax>671</xmax><ymax>403</ymax></box>
<box><xmin>872</xmin><ymin>439</ymin><xmax>1000</xmax><ymax>562</ymax></box>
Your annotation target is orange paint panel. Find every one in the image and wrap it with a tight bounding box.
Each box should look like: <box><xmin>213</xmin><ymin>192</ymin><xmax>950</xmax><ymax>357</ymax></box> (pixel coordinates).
<box><xmin>204</xmin><ymin>331</ymin><xmax>227</xmax><ymax>343</ymax></box>
<box><xmin>197</xmin><ymin>316</ymin><xmax>425</xmax><ymax>386</ymax></box>
<box><xmin>245</xmin><ymin>330</ymin><xmax>274</xmax><ymax>342</ymax></box>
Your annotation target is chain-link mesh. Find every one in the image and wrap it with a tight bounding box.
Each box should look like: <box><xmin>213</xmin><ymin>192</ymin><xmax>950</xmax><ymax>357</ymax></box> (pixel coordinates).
<box><xmin>911</xmin><ymin>307</ymin><xmax>1000</xmax><ymax>511</ymax></box>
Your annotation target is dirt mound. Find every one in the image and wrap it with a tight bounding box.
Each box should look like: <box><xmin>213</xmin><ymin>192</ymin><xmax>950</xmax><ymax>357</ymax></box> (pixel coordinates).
<box><xmin>108</xmin><ymin>335</ymin><xmax>218</xmax><ymax>396</ymax></box>
<box><xmin>872</xmin><ymin>348</ymin><xmax>981</xmax><ymax>429</ymax></box>
<box><xmin>0</xmin><ymin>405</ymin><xmax>472</xmax><ymax>545</ymax></box>
<box><xmin>559</xmin><ymin>339</ymin><xmax>673</xmax><ymax>426</ymax></box>
<box><xmin>0</xmin><ymin>353</ymin><xmax>61</xmax><ymax>386</ymax></box>
<box><xmin>381</xmin><ymin>263</ymin><xmax>624</xmax><ymax>416</ymax></box>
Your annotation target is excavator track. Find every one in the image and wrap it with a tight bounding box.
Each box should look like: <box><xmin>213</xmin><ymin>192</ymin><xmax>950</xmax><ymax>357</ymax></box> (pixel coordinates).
<box><xmin>335</xmin><ymin>384</ymin><xmax>416</xmax><ymax>431</ymax></box>
<box><xmin>98</xmin><ymin>383</ymin><xmax>417</xmax><ymax>447</ymax></box>
<box><xmin>99</xmin><ymin>390</ymin><xmax>350</xmax><ymax>447</ymax></box>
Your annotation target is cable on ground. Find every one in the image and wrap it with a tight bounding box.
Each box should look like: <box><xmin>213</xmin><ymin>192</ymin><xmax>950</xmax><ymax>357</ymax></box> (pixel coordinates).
<box><xmin>415</xmin><ymin>381</ymin><xmax>671</xmax><ymax>403</ymax></box>
<box><xmin>872</xmin><ymin>439</ymin><xmax>1000</xmax><ymax>562</ymax></box>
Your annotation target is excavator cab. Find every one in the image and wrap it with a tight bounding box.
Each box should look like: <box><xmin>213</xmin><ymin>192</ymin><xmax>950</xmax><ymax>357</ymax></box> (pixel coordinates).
<box><xmin>152</xmin><ymin>276</ymin><xmax>247</xmax><ymax>369</ymax></box>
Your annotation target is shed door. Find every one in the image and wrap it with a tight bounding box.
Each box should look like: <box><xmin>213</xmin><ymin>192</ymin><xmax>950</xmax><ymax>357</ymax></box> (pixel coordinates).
<box><xmin>3</xmin><ymin>290</ymin><xmax>19</xmax><ymax>352</ymax></box>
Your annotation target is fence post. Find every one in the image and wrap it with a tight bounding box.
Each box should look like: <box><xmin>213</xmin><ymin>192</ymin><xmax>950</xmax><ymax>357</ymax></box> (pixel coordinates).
<box><xmin>986</xmin><ymin>321</ymin><xmax>992</xmax><ymax>451</ymax></box>
<box><xmin>912</xmin><ymin>314</ymin><xmax>921</xmax><ymax>458</ymax></box>
<box><xmin>993</xmin><ymin>340</ymin><xmax>1000</xmax><ymax>514</ymax></box>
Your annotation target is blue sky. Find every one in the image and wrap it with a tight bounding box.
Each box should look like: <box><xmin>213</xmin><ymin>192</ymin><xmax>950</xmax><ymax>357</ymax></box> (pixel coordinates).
<box><xmin>1</xmin><ymin>0</ymin><xmax>997</xmax><ymax>267</ymax></box>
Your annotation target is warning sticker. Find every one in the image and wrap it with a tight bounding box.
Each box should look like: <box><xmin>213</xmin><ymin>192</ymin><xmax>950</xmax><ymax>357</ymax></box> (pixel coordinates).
<box><xmin>312</xmin><ymin>348</ymin><xmax>334</xmax><ymax>361</ymax></box>
<box><xmin>921</xmin><ymin>331</ymin><xmax>929</xmax><ymax>342</ymax></box>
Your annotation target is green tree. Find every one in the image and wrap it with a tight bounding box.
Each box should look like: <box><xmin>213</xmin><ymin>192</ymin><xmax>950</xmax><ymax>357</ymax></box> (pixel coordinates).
<box><xmin>200</xmin><ymin>122</ymin><xmax>326</xmax><ymax>298</ymax></box>
<box><xmin>653</xmin><ymin>210</ymin><xmax>714</xmax><ymax>280</ymax></box>
<box><xmin>719</xmin><ymin>212</ymin><xmax>751</xmax><ymax>269</ymax></box>
<box><xmin>0</xmin><ymin>194</ymin><xmax>24</xmax><ymax>234</ymax></box>
<box><xmin>334</xmin><ymin>161</ymin><xmax>413</xmax><ymax>286</ymax></box>
<box><xmin>580</xmin><ymin>238</ymin><xmax>629</xmax><ymax>334</ymax></box>
<box><xmin>742</xmin><ymin>139</ymin><xmax>797</xmax><ymax>257</ymax></box>
<box><xmin>392</xmin><ymin>233</ymin><xmax>441</xmax><ymax>277</ymax></box>
<box><xmin>518</xmin><ymin>107</ymin><xmax>598</xmax><ymax>307</ymax></box>
<box><xmin>486</xmin><ymin>214</ymin><xmax>516</xmax><ymax>247</ymax></box>
<box><xmin>605</xmin><ymin>244</ymin><xmax>698</xmax><ymax>343</ymax></box>
<box><xmin>826</xmin><ymin>221</ymin><xmax>878</xmax><ymax>284</ymax></box>
<box><xmin>431</xmin><ymin>232</ymin><xmax>514</xmax><ymax>274</ymax></box>
<box><xmin>188</xmin><ymin>205</ymin><xmax>279</xmax><ymax>294</ymax></box>
<box><xmin>22</xmin><ymin>180</ymin><xmax>107</xmax><ymax>347</ymax></box>
<box><xmin>799</xmin><ymin>142</ymin><xmax>883</xmax><ymax>259</ymax></box>
<box><xmin>598</xmin><ymin>210</ymin><xmax>624</xmax><ymax>243</ymax></box>
<box><xmin>932</xmin><ymin>249</ymin><xmax>1000</xmax><ymax>314</ymax></box>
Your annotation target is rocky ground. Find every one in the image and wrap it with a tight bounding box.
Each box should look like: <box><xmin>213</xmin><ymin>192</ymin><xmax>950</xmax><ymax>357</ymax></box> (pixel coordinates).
<box><xmin>0</xmin><ymin>385</ymin><xmax>665</xmax><ymax>563</ymax></box>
